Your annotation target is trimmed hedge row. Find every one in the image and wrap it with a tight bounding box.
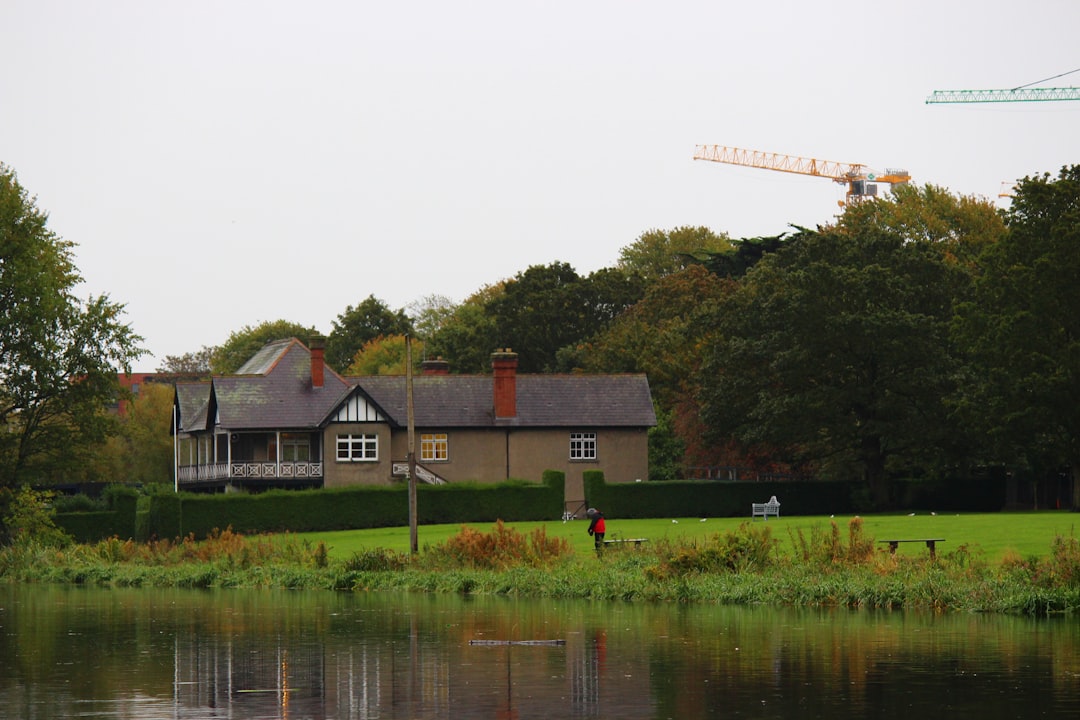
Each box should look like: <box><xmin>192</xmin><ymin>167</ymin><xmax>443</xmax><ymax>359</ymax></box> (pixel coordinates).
<box><xmin>583</xmin><ymin>472</ymin><xmax>1008</xmax><ymax>518</ymax></box>
<box><xmin>58</xmin><ymin>472</ymin><xmax>566</xmax><ymax>542</ymax></box>
<box><xmin>54</xmin><ymin>488</ymin><xmax>138</xmax><ymax>543</ymax></box>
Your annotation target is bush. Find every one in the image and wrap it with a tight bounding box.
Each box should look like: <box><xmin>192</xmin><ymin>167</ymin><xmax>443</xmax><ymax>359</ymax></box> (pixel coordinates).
<box><xmin>421</xmin><ymin>520</ymin><xmax>573</xmax><ymax>570</ymax></box>
<box><xmin>650</xmin><ymin>522</ymin><xmax>779</xmax><ymax>577</ymax></box>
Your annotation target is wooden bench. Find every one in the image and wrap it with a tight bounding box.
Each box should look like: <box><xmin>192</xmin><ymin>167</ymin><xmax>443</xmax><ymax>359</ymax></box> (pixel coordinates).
<box><xmin>751</xmin><ymin>496</ymin><xmax>780</xmax><ymax>520</ymax></box>
<box><xmin>880</xmin><ymin>539</ymin><xmax>945</xmax><ymax>559</ymax></box>
<box><xmin>602</xmin><ymin>538</ymin><xmax>649</xmax><ymax>548</ymax></box>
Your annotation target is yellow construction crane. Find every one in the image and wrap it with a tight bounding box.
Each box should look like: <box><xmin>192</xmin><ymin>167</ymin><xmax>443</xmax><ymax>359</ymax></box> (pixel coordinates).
<box><xmin>693</xmin><ymin>144</ymin><xmax>911</xmax><ymax>207</ymax></box>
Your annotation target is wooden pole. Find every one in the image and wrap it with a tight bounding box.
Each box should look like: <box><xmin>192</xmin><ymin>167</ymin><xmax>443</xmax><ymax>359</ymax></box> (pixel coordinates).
<box><xmin>407</xmin><ymin>335</ymin><xmax>418</xmax><ymax>555</ymax></box>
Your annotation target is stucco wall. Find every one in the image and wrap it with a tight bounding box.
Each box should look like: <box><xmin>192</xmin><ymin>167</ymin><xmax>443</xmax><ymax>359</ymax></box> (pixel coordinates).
<box><xmin>321</xmin><ymin>423</ymin><xmax>394</xmax><ymax>488</ymax></box>
<box><xmin>385</xmin><ymin>426</ymin><xmax>650</xmax><ymax>507</ymax></box>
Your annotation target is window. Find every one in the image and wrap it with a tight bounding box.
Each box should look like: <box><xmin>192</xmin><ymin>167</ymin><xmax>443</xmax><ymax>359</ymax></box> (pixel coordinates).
<box><xmin>281</xmin><ymin>433</ymin><xmax>310</xmax><ymax>462</ymax></box>
<box><xmin>337</xmin><ymin>433</ymin><xmax>378</xmax><ymax>461</ymax></box>
<box><xmin>420</xmin><ymin>433</ymin><xmax>448</xmax><ymax>462</ymax></box>
<box><xmin>569</xmin><ymin>432</ymin><xmax>597</xmax><ymax>460</ymax></box>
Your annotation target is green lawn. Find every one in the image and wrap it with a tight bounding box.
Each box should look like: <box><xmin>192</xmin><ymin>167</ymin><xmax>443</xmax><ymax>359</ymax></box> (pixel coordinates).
<box><xmin>297</xmin><ymin>511</ymin><xmax>1080</xmax><ymax>563</ymax></box>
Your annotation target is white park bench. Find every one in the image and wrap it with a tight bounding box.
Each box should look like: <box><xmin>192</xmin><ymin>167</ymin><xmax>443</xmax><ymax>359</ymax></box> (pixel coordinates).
<box><xmin>751</xmin><ymin>496</ymin><xmax>781</xmax><ymax>520</ymax></box>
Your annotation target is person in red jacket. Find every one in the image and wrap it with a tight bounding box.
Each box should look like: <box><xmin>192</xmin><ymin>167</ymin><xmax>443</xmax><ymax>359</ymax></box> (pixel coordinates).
<box><xmin>586</xmin><ymin>508</ymin><xmax>606</xmax><ymax>555</ymax></box>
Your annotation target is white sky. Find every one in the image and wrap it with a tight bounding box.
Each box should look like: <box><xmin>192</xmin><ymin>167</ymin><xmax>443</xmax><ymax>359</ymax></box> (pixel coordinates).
<box><xmin>2</xmin><ymin>1</ymin><xmax>1078</xmax><ymax>366</ymax></box>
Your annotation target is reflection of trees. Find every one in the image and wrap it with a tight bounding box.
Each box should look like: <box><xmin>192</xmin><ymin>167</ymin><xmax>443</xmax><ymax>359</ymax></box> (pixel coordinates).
<box><xmin>4</xmin><ymin>587</ymin><xmax>1080</xmax><ymax>718</ymax></box>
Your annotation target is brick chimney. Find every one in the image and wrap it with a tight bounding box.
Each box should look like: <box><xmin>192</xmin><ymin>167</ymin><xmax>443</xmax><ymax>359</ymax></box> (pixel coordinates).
<box><xmin>421</xmin><ymin>357</ymin><xmax>450</xmax><ymax>375</ymax></box>
<box><xmin>310</xmin><ymin>336</ymin><xmax>325</xmax><ymax>388</ymax></box>
<box><xmin>492</xmin><ymin>349</ymin><xmax>518</xmax><ymax>418</ymax></box>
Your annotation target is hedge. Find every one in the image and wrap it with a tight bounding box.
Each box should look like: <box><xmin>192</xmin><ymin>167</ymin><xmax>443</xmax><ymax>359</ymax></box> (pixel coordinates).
<box><xmin>123</xmin><ymin>472</ymin><xmax>564</xmax><ymax>541</ymax></box>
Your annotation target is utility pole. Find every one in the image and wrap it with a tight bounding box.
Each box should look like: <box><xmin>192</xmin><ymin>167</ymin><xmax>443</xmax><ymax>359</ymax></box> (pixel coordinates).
<box><xmin>406</xmin><ymin>335</ymin><xmax>418</xmax><ymax>555</ymax></box>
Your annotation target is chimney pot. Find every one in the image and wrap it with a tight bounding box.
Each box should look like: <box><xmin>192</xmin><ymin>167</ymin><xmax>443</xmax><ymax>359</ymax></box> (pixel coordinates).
<box><xmin>421</xmin><ymin>358</ymin><xmax>451</xmax><ymax>375</ymax></box>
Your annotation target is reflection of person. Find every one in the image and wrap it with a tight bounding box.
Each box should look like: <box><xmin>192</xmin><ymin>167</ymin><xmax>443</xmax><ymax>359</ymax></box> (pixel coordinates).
<box><xmin>586</xmin><ymin>508</ymin><xmax>605</xmax><ymax>554</ymax></box>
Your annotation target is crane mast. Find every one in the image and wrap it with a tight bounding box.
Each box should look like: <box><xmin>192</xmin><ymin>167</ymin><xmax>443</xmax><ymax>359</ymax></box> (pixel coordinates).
<box><xmin>693</xmin><ymin>144</ymin><xmax>910</xmax><ymax>206</ymax></box>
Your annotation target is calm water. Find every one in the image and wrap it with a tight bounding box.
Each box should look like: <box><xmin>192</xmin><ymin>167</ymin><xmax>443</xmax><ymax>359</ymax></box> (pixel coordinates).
<box><xmin>1</xmin><ymin>584</ymin><xmax>1078</xmax><ymax>719</ymax></box>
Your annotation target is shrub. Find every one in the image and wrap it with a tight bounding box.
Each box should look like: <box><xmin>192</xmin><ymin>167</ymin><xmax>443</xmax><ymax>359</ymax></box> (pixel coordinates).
<box><xmin>422</xmin><ymin>520</ymin><xmax>573</xmax><ymax>570</ymax></box>
<box><xmin>652</xmin><ymin>522</ymin><xmax>779</xmax><ymax>576</ymax></box>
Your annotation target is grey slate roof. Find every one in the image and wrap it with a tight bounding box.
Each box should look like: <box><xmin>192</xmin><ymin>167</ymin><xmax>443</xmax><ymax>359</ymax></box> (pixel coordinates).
<box><xmin>355</xmin><ymin>374</ymin><xmax>656</xmax><ymax>428</ymax></box>
<box><xmin>174</xmin><ymin>381</ymin><xmax>212</xmax><ymax>433</ymax></box>
<box><xmin>212</xmin><ymin>338</ymin><xmax>352</xmax><ymax>431</ymax></box>
<box><xmin>174</xmin><ymin>339</ymin><xmax>656</xmax><ymax>433</ymax></box>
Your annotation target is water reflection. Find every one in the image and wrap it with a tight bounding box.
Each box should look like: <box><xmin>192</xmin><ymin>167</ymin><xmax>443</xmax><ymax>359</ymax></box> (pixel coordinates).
<box><xmin>1</xmin><ymin>585</ymin><xmax>1078</xmax><ymax>719</ymax></box>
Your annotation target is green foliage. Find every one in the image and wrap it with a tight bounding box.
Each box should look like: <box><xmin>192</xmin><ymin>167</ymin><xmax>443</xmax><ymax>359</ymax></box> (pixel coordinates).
<box><xmin>789</xmin><ymin>516</ymin><xmax>874</xmax><ymax>565</ymax></box>
<box><xmin>345</xmin><ymin>334</ymin><xmax>422</xmax><ymax>375</ymax></box>
<box><xmin>648</xmin><ymin>403</ymin><xmax>685</xmax><ymax>480</ymax></box>
<box><xmin>342</xmin><ymin>547</ymin><xmax>410</xmax><ymax>572</ymax></box>
<box><xmin>700</xmin><ymin>189</ymin><xmax>1004</xmax><ymax>506</ymax></box>
<box><xmin>617</xmin><ymin>225</ymin><xmax>732</xmax><ymax>282</ymax></box>
<box><xmin>425</xmin><ymin>284</ymin><xmax>504</xmax><ymax>373</ymax></box>
<box><xmin>138</xmin><ymin>479</ymin><xmax>565</xmax><ymax>542</ymax></box>
<box><xmin>90</xmin><ymin>383</ymin><xmax>175</xmax><ymax>485</ymax></box>
<box><xmin>648</xmin><ymin>522</ymin><xmax>779</xmax><ymax>576</ymax></box>
<box><xmin>210</xmin><ymin>320</ymin><xmax>318</xmax><ymax>374</ymax></box>
<box><xmin>0</xmin><ymin>486</ymin><xmax>71</xmax><ymax>547</ymax></box>
<box><xmin>0</xmin><ymin>164</ymin><xmax>144</xmax><ymax>487</ymax></box>
<box><xmin>156</xmin><ymin>346</ymin><xmax>215</xmax><ymax>375</ymax></box>
<box><xmin>953</xmin><ymin>165</ymin><xmax>1080</xmax><ymax>503</ymax></box>
<box><xmin>326</xmin><ymin>295</ymin><xmax>413</xmax><ymax>370</ymax></box>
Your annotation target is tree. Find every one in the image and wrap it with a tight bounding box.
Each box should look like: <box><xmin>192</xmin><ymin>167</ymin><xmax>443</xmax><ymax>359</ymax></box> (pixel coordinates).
<box><xmin>210</xmin><ymin>320</ymin><xmax>318</xmax><ymax>374</ymax></box>
<box><xmin>0</xmin><ymin>164</ymin><xmax>144</xmax><ymax>491</ymax></box>
<box><xmin>90</xmin><ymin>382</ymin><xmax>175</xmax><ymax>485</ymax></box>
<box><xmin>345</xmin><ymin>335</ymin><xmax>424</xmax><ymax>375</ymax></box>
<box><xmin>426</xmin><ymin>284</ymin><xmax>504</xmax><ymax>373</ymax></box>
<box><xmin>700</xmin><ymin>187</ymin><xmax>1003</xmax><ymax>507</ymax></box>
<box><xmin>617</xmin><ymin>226</ymin><xmax>732</xmax><ymax>282</ymax></box>
<box><xmin>954</xmin><ymin>166</ymin><xmax>1080</xmax><ymax>507</ymax></box>
<box><xmin>157</xmin><ymin>346</ymin><xmax>215</xmax><ymax>376</ymax></box>
<box><xmin>486</xmin><ymin>262</ymin><xmax>644</xmax><ymax>373</ymax></box>
<box><xmin>326</xmin><ymin>296</ymin><xmax>413</xmax><ymax>370</ymax></box>
<box><xmin>406</xmin><ymin>294</ymin><xmax>458</xmax><ymax>344</ymax></box>
<box><xmin>572</xmin><ymin>265</ymin><xmax>732</xmax><ymax>469</ymax></box>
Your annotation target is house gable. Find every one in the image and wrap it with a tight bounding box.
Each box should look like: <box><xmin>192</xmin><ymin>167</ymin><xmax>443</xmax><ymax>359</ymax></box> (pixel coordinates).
<box><xmin>326</xmin><ymin>387</ymin><xmax>392</xmax><ymax>425</ymax></box>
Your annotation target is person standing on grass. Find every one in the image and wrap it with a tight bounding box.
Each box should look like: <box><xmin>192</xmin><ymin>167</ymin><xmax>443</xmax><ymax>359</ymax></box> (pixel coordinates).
<box><xmin>586</xmin><ymin>508</ymin><xmax>605</xmax><ymax>555</ymax></box>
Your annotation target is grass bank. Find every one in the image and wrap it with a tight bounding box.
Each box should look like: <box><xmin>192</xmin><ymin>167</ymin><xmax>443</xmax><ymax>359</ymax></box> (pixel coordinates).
<box><xmin>298</xmin><ymin>511</ymin><xmax>1079</xmax><ymax>563</ymax></box>
<box><xmin>1</xmin><ymin>514</ymin><xmax>1078</xmax><ymax>616</ymax></box>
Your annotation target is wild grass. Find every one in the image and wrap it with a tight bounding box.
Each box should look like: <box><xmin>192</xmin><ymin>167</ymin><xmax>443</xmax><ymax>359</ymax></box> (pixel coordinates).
<box><xmin>3</xmin><ymin>515</ymin><xmax>1080</xmax><ymax>615</ymax></box>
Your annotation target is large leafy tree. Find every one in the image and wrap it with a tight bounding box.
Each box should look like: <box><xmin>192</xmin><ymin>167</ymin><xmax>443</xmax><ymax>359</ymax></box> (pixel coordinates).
<box><xmin>425</xmin><ymin>284</ymin><xmax>504</xmax><ymax>374</ymax></box>
<box><xmin>700</xmin><ymin>186</ymin><xmax>1003</xmax><ymax>507</ymax></box>
<box><xmin>326</xmin><ymin>295</ymin><xmax>413</xmax><ymax>371</ymax></box>
<box><xmin>0</xmin><ymin>164</ymin><xmax>144</xmax><ymax>488</ymax></box>
<box><xmin>210</xmin><ymin>319</ymin><xmax>318</xmax><ymax>374</ymax></box>
<box><xmin>617</xmin><ymin>226</ymin><xmax>732</xmax><ymax>282</ymax></box>
<box><xmin>574</xmin><ymin>264</ymin><xmax>732</xmax><ymax>471</ymax></box>
<box><xmin>954</xmin><ymin>166</ymin><xmax>1080</xmax><ymax>506</ymax></box>
<box><xmin>486</xmin><ymin>262</ymin><xmax>644</xmax><ymax>373</ymax></box>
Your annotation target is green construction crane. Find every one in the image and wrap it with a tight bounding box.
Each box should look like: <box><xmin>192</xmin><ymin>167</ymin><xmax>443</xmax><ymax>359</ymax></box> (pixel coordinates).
<box><xmin>926</xmin><ymin>87</ymin><xmax>1080</xmax><ymax>104</ymax></box>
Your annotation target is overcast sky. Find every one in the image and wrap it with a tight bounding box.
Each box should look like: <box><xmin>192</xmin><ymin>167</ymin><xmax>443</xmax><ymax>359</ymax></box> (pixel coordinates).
<box><xmin>2</xmin><ymin>1</ymin><xmax>1078</xmax><ymax>366</ymax></box>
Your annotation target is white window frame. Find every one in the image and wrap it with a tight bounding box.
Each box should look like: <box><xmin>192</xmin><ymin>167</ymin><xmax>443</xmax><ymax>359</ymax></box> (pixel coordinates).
<box><xmin>569</xmin><ymin>432</ymin><xmax>597</xmax><ymax>461</ymax></box>
<box><xmin>336</xmin><ymin>433</ymin><xmax>379</xmax><ymax>462</ymax></box>
<box><xmin>420</xmin><ymin>432</ymin><xmax>448</xmax><ymax>462</ymax></box>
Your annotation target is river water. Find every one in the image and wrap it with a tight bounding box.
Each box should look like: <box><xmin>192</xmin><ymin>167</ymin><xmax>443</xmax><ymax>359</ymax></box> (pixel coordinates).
<box><xmin>1</xmin><ymin>584</ymin><xmax>1078</xmax><ymax>719</ymax></box>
